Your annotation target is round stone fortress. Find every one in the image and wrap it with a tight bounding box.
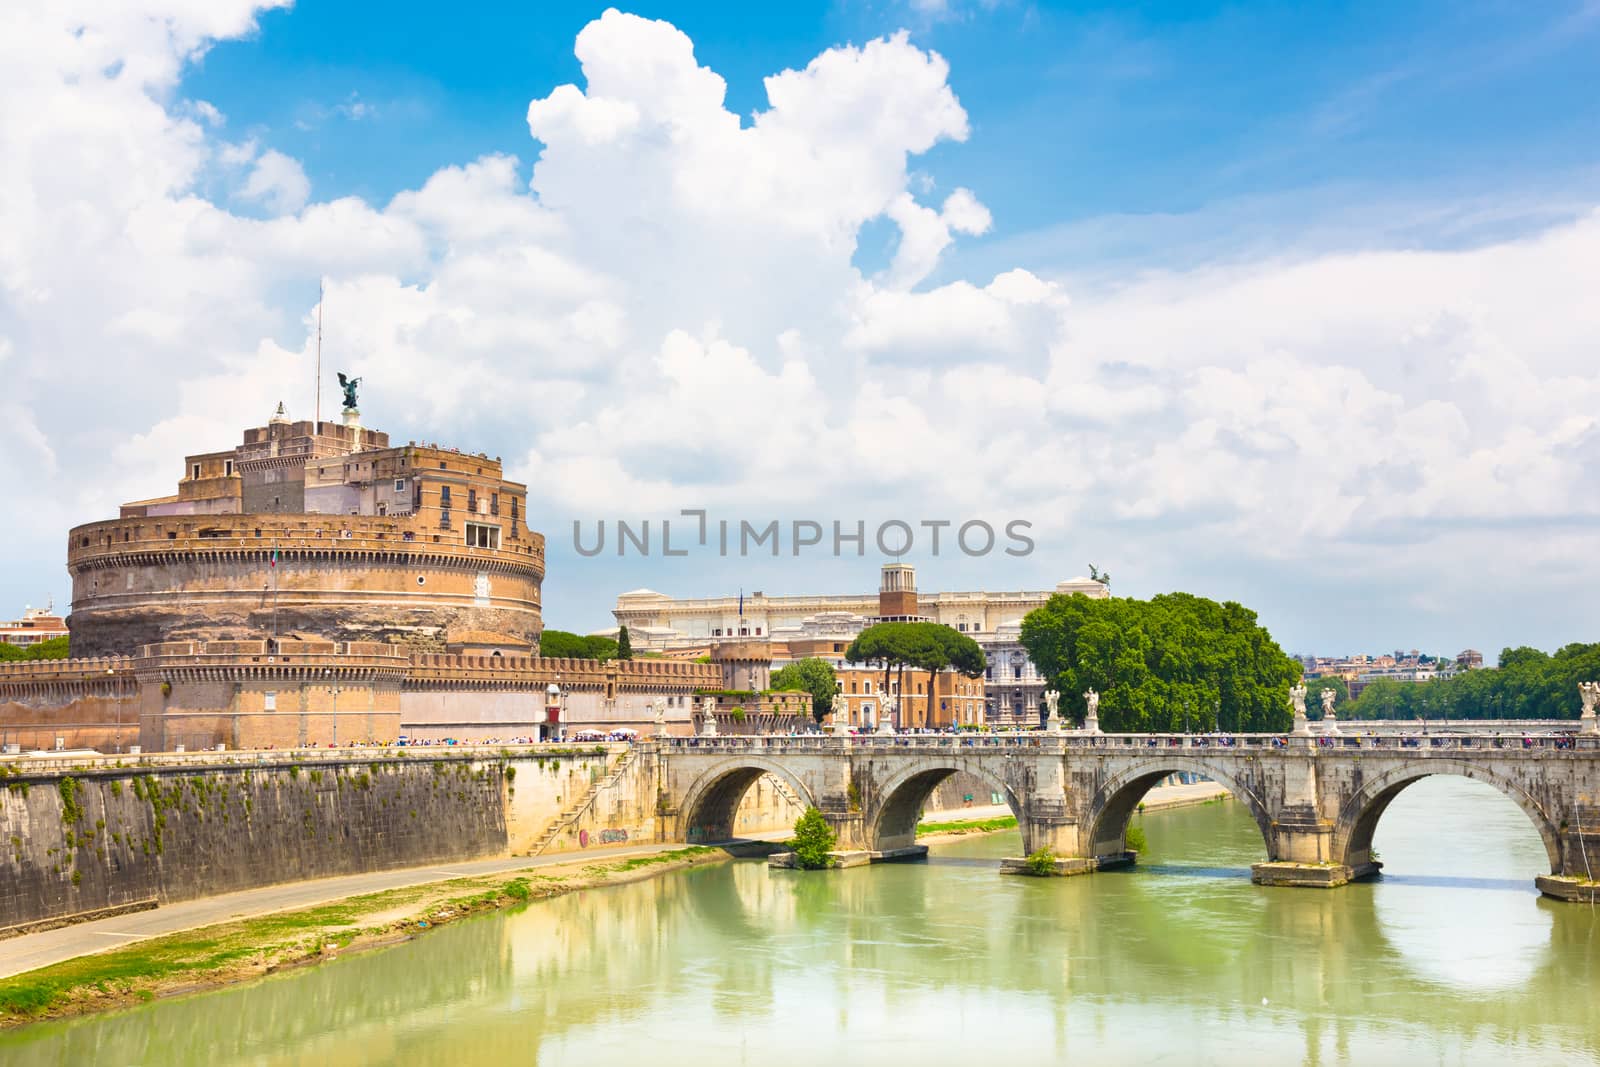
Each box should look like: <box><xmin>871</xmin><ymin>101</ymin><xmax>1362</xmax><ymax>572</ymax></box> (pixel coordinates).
<box><xmin>65</xmin><ymin>407</ymin><xmax>544</xmax><ymax>657</ymax></box>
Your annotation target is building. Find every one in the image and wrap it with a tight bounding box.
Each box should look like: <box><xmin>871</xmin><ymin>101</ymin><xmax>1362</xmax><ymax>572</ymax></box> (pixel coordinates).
<box><xmin>978</xmin><ymin>620</ymin><xmax>1049</xmax><ymax>729</ymax></box>
<box><xmin>611</xmin><ymin>567</ymin><xmax>1107</xmax><ymax>650</ymax></box>
<box><xmin>0</xmin><ymin>605</ymin><xmax>69</xmax><ymax>649</ymax></box>
<box><xmin>68</xmin><ymin>405</ymin><xmax>544</xmax><ymax>657</ymax></box>
<box><xmin>0</xmin><ymin>409</ymin><xmax>733</xmax><ymax>752</ymax></box>
<box><xmin>832</xmin><ymin>665</ymin><xmax>985</xmax><ymax>731</ymax></box>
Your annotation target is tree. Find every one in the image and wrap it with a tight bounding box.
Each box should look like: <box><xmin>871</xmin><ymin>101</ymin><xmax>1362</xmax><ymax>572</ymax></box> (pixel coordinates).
<box><xmin>770</xmin><ymin>658</ymin><xmax>838</xmax><ymax>724</ymax></box>
<box><xmin>616</xmin><ymin>625</ymin><xmax>633</xmax><ymax>660</ymax></box>
<box><xmin>539</xmin><ymin>629</ymin><xmax>618</xmax><ymax>661</ymax></box>
<box><xmin>0</xmin><ymin>636</ymin><xmax>68</xmax><ymax>661</ymax></box>
<box><xmin>791</xmin><ymin>806</ymin><xmax>837</xmax><ymax>870</ymax></box>
<box><xmin>1020</xmin><ymin>590</ymin><xmax>1299</xmax><ymax>732</ymax></box>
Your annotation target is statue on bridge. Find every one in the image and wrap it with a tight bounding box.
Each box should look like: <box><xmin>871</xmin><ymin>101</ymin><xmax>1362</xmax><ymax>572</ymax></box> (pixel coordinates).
<box><xmin>1320</xmin><ymin>687</ymin><xmax>1340</xmax><ymax>737</ymax></box>
<box><xmin>653</xmin><ymin>699</ymin><xmax>667</xmax><ymax>739</ymax></box>
<box><xmin>1580</xmin><ymin>681</ymin><xmax>1599</xmax><ymax>735</ymax></box>
<box><xmin>877</xmin><ymin>694</ymin><xmax>897</xmax><ymax>735</ymax></box>
<box><xmin>829</xmin><ymin>691</ymin><xmax>848</xmax><ymax>734</ymax></box>
<box><xmin>1083</xmin><ymin>688</ymin><xmax>1101</xmax><ymax>735</ymax></box>
<box><xmin>1043</xmin><ymin>689</ymin><xmax>1062</xmax><ymax>732</ymax></box>
<box><xmin>700</xmin><ymin>696</ymin><xmax>718</xmax><ymax>738</ymax></box>
<box><xmin>1290</xmin><ymin>682</ymin><xmax>1310</xmax><ymax>736</ymax></box>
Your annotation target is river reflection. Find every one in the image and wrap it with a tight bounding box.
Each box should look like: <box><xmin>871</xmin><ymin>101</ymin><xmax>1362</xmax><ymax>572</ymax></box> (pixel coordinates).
<box><xmin>4</xmin><ymin>776</ymin><xmax>1596</xmax><ymax>1066</ymax></box>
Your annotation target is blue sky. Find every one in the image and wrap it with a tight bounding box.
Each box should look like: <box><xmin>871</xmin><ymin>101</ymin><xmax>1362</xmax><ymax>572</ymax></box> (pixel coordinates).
<box><xmin>4</xmin><ymin>1</ymin><xmax>1599</xmax><ymax>656</ymax></box>
<box><xmin>186</xmin><ymin>1</ymin><xmax>1599</xmax><ymax>243</ymax></box>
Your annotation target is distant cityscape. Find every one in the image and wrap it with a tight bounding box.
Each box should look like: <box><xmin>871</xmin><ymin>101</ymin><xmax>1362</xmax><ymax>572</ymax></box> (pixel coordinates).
<box><xmin>1296</xmin><ymin>648</ymin><xmax>1487</xmax><ymax>700</ymax></box>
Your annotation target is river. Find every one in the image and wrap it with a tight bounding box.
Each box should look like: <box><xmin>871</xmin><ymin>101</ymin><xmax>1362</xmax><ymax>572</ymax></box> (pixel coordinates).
<box><xmin>4</xmin><ymin>775</ymin><xmax>1597</xmax><ymax>1065</ymax></box>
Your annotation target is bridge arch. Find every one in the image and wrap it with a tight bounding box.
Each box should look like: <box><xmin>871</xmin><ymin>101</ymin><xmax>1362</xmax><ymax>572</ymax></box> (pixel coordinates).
<box><xmin>1086</xmin><ymin>758</ymin><xmax>1275</xmax><ymax>862</ymax></box>
<box><xmin>677</xmin><ymin>757</ymin><xmax>817</xmax><ymax>845</ymax></box>
<box><xmin>867</xmin><ymin>758</ymin><xmax>1022</xmax><ymax>853</ymax></box>
<box><xmin>1332</xmin><ymin>760</ymin><xmax>1562</xmax><ymax>874</ymax></box>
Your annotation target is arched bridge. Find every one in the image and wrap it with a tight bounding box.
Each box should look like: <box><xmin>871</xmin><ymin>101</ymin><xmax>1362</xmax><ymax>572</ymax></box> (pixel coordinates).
<box><xmin>654</xmin><ymin>731</ymin><xmax>1600</xmax><ymax>900</ymax></box>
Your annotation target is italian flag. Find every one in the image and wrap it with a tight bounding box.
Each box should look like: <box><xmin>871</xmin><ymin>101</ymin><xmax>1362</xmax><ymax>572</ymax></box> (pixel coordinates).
<box><xmin>270</xmin><ymin>547</ymin><xmax>279</xmax><ymax>568</ymax></box>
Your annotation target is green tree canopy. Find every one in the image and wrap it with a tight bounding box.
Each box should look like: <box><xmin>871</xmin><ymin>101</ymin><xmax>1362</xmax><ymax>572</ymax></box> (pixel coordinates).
<box><xmin>770</xmin><ymin>658</ymin><xmax>839</xmax><ymax>724</ymax></box>
<box><xmin>616</xmin><ymin>625</ymin><xmax>633</xmax><ymax>660</ymax></box>
<box><xmin>0</xmin><ymin>636</ymin><xmax>69</xmax><ymax>661</ymax></box>
<box><xmin>1019</xmin><ymin>591</ymin><xmax>1299</xmax><ymax>732</ymax></box>
<box><xmin>538</xmin><ymin>629</ymin><xmax>619</xmax><ymax>662</ymax></box>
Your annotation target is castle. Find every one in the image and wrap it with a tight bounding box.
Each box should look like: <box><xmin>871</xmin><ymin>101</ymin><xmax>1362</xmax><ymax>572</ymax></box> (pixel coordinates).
<box><xmin>0</xmin><ymin>408</ymin><xmax>721</xmax><ymax>753</ymax></box>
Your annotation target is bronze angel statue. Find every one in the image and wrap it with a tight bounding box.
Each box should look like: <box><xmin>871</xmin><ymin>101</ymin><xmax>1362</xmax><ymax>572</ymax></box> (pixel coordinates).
<box><xmin>337</xmin><ymin>372</ymin><xmax>361</xmax><ymax>411</ymax></box>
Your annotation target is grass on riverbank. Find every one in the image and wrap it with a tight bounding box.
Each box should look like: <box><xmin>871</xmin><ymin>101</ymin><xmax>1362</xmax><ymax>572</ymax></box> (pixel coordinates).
<box><xmin>0</xmin><ymin>847</ymin><xmax>720</xmax><ymax>1027</ymax></box>
<box><xmin>583</xmin><ymin>845</ymin><xmax>718</xmax><ymax>876</ymax></box>
<box><xmin>916</xmin><ymin>815</ymin><xmax>1018</xmax><ymax>837</ymax></box>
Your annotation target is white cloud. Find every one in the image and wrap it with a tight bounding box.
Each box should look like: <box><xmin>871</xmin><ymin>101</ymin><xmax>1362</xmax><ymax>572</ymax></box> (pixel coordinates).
<box><xmin>0</xmin><ymin>2</ymin><xmax>1596</xmax><ymax>651</ymax></box>
<box><xmin>240</xmin><ymin>148</ymin><xmax>309</xmax><ymax>214</ymax></box>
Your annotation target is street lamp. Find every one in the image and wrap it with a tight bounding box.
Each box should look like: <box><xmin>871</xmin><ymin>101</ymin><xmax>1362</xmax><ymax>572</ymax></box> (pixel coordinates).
<box><xmin>545</xmin><ymin>681</ymin><xmax>561</xmax><ymax>742</ymax></box>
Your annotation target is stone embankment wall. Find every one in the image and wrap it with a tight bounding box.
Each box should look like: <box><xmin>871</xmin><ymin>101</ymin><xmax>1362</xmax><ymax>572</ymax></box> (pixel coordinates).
<box><xmin>0</xmin><ymin>753</ymin><xmax>509</xmax><ymax>931</ymax></box>
<box><xmin>0</xmin><ymin>745</ymin><xmax>803</xmax><ymax>931</ymax></box>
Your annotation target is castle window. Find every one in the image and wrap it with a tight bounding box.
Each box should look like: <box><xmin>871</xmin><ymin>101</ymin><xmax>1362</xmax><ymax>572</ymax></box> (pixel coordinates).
<box><xmin>394</xmin><ymin>479</ymin><xmax>406</xmax><ymax>492</ymax></box>
<box><xmin>466</xmin><ymin>522</ymin><xmax>500</xmax><ymax>550</ymax></box>
<box><xmin>264</xmin><ymin>691</ymin><xmax>277</xmax><ymax>711</ymax></box>
<box><xmin>225</xmin><ymin>460</ymin><xmax>234</xmax><ymax>476</ymax></box>
<box><xmin>191</xmin><ymin>464</ymin><xmax>201</xmax><ymax>480</ymax></box>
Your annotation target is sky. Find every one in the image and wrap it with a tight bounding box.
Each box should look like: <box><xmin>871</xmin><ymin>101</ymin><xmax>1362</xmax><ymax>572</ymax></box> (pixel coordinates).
<box><xmin>1</xmin><ymin>1</ymin><xmax>1597</xmax><ymax>657</ymax></box>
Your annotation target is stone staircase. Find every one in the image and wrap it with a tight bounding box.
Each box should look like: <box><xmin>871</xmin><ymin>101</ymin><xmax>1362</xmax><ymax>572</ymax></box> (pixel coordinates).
<box><xmin>765</xmin><ymin>773</ymin><xmax>807</xmax><ymax>817</ymax></box>
<box><xmin>525</xmin><ymin>747</ymin><xmax>638</xmax><ymax>857</ymax></box>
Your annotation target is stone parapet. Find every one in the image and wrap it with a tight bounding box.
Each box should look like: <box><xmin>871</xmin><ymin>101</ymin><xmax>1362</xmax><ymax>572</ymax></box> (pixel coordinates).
<box><xmin>0</xmin><ymin>657</ymin><xmax>136</xmax><ymax>690</ymax></box>
<box><xmin>68</xmin><ymin>514</ymin><xmax>543</xmax><ymax>573</ymax></box>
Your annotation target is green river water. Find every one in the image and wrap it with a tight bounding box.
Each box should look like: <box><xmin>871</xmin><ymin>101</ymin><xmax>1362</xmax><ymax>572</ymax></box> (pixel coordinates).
<box><xmin>3</xmin><ymin>775</ymin><xmax>1598</xmax><ymax>1066</ymax></box>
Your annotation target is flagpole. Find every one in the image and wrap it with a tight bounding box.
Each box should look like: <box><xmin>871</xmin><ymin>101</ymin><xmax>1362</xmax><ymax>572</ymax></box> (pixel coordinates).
<box><xmin>315</xmin><ymin>281</ymin><xmax>324</xmax><ymax>427</ymax></box>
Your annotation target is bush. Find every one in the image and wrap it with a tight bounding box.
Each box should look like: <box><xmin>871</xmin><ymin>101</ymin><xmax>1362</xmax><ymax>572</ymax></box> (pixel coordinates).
<box><xmin>791</xmin><ymin>807</ymin><xmax>837</xmax><ymax>870</ymax></box>
<box><xmin>1023</xmin><ymin>847</ymin><xmax>1057</xmax><ymax>876</ymax></box>
<box><xmin>1124</xmin><ymin>823</ymin><xmax>1147</xmax><ymax>854</ymax></box>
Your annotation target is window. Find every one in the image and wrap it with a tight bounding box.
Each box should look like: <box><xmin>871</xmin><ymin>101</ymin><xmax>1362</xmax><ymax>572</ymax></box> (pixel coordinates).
<box><xmin>264</xmin><ymin>691</ymin><xmax>277</xmax><ymax>711</ymax></box>
<box><xmin>863</xmin><ymin>680</ymin><xmax>873</xmax><ymax>694</ymax></box>
<box><xmin>439</xmin><ymin>486</ymin><xmax>452</xmax><ymax>507</ymax></box>
<box><xmin>191</xmin><ymin>463</ymin><xmax>201</xmax><ymax>480</ymax></box>
<box><xmin>467</xmin><ymin>489</ymin><xmax>478</xmax><ymax>513</ymax></box>
<box><xmin>490</xmin><ymin>492</ymin><xmax>499</xmax><ymax>516</ymax></box>
<box><xmin>394</xmin><ymin>479</ymin><xmax>407</xmax><ymax>492</ymax></box>
<box><xmin>466</xmin><ymin>522</ymin><xmax>500</xmax><ymax>549</ymax></box>
<box><xmin>225</xmin><ymin>460</ymin><xmax>234</xmax><ymax>477</ymax></box>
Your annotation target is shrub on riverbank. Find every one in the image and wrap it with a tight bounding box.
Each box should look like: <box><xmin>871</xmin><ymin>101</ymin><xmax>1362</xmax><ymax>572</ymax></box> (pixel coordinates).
<box><xmin>1023</xmin><ymin>848</ymin><xmax>1057</xmax><ymax>876</ymax></box>
<box><xmin>792</xmin><ymin>807</ymin><xmax>836</xmax><ymax>870</ymax></box>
